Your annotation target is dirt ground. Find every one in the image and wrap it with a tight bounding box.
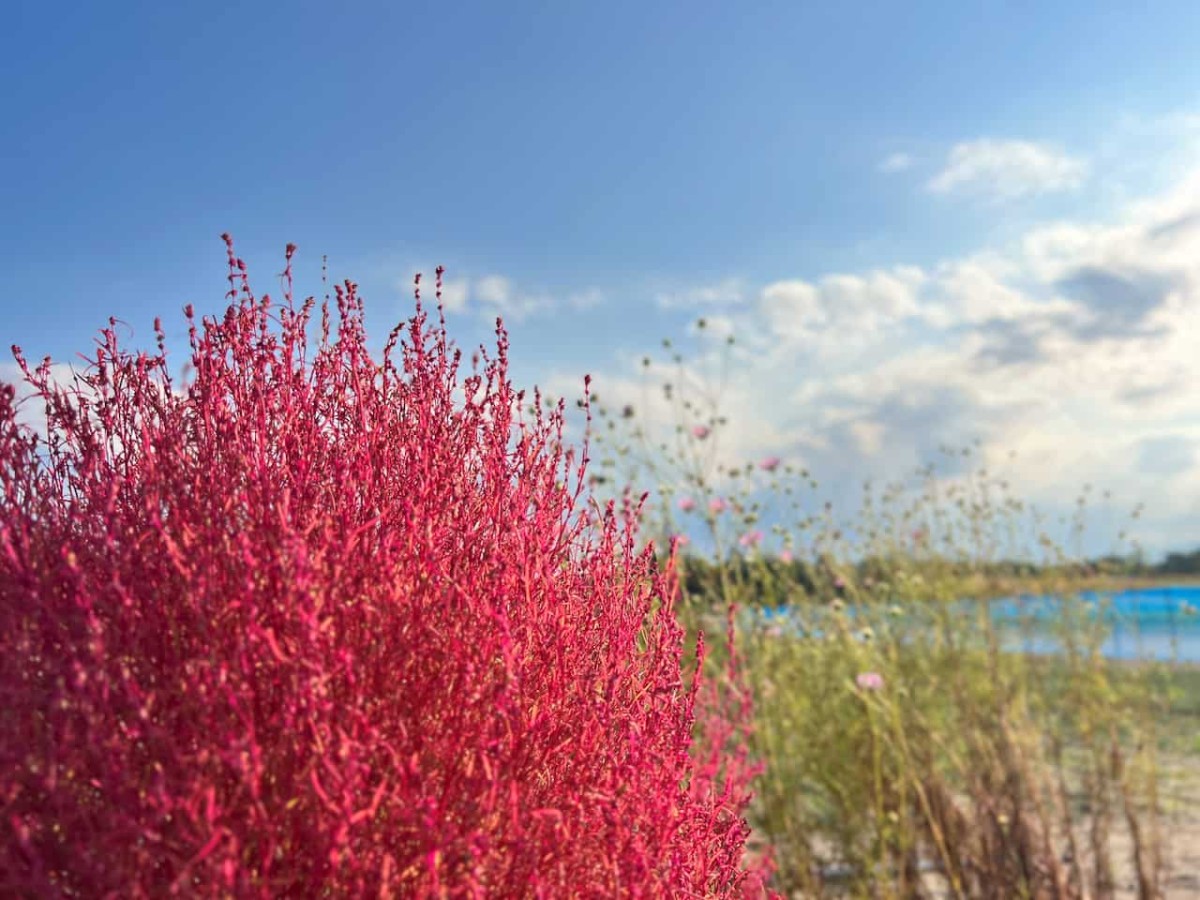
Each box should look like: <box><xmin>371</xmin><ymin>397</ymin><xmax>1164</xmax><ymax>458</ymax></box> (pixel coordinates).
<box><xmin>1121</xmin><ymin>760</ymin><xmax>1200</xmax><ymax>899</ymax></box>
<box><xmin>786</xmin><ymin>756</ymin><xmax>1200</xmax><ymax>898</ymax></box>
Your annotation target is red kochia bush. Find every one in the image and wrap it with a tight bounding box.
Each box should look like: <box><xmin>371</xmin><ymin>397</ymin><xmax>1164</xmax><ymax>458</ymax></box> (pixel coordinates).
<box><xmin>0</xmin><ymin>240</ymin><xmax>772</xmax><ymax>897</ymax></box>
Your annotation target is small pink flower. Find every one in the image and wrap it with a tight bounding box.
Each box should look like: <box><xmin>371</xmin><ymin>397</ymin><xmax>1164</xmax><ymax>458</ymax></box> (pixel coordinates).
<box><xmin>738</xmin><ymin>529</ymin><xmax>763</xmax><ymax>548</ymax></box>
<box><xmin>834</xmin><ymin>576</ymin><xmax>846</xmax><ymax>590</ymax></box>
<box><xmin>779</xmin><ymin>549</ymin><xmax>793</xmax><ymax>564</ymax></box>
<box><xmin>672</xmin><ymin>533</ymin><xmax>690</xmax><ymax>547</ymax></box>
<box><xmin>678</xmin><ymin>496</ymin><xmax>696</xmax><ymax>512</ymax></box>
<box><xmin>758</xmin><ymin>456</ymin><xmax>781</xmax><ymax>472</ymax></box>
<box><xmin>856</xmin><ymin>671</ymin><xmax>884</xmax><ymax>691</ymax></box>
<box><xmin>691</xmin><ymin>425</ymin><xmax>711</xmax><ymax>440</ymax></box>
<box><xmin>708</xmin><ymin>497</ymin><xmax>727</xmax><ymax>515</ymax></box>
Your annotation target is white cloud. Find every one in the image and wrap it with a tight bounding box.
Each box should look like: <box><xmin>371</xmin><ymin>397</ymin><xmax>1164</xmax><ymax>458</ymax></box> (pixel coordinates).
<box><xmin>922</xmin><ymin>258</ymin><xmax>1079</xmax><ymax>327</ymax></box>
<box><xmin>439</xmin><ymin>278</ymin><xmax>469</xmax><ymax>313</ymax></box>
<box><xmin>654</xmin><ymin>278</ymin><xmax>747</xmax><ymax>310</ymax></box>
<box><xmin>927</xmin><ymin>139</ymin><xmax>1089</xmax><ymax>202</ymax></box>
<box><xmin>568</xmin><ymin>288</ymin><xmax>605</xmax><ymax>311</ymax></box>
<box><xmin>474</xmin><ymin>275</ymin><xmax>513</xmax><ymax>308</ymax></box>
<box><xmin>398</xmin><ymin>270</ymin><xmax>604</xmax><ymax>322</ymax></box>
<box><xmin>687</xmin><ymin>314</ymin><xmax>736</xmax><ymax>341</ymax></box>
<box><xmin>0</xmin><ymin>359</ymin><xmax>117</xmax><ymax>445</ymax></box>
<box><xmin>542</xmin><ymin>160</ymin><xmax>1200</xmax><ymax>557</ymax></box>
<box><xmin>879</xmin><ymin>152</ymin><xmax>914</xmax><ymax>173</ymax></box>
<box><xmin>758</xmin><ymin>267</ymin><xmax>926</xmax><ymax>346</ymax></box>
<box><xmin>849</xmin><ymin>420</ymin><xmax>885</xmax><ymax>456</ymax></box>
<box><xmin>0</xmin><ymin>360</ymin><xmax>152</xmax><ymax>458</ymax></box>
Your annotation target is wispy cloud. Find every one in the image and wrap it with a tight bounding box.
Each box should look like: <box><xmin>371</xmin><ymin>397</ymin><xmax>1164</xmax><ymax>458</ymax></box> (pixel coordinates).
<box><xmin>654</xmin><ymin>278</ymin><xmax>748</xmax><ymax>310</ymax></box>
<box><xmin>567</xmin><ymin>288</ymin><xmax>605</xmax><ymax>311</ymax></box>
<box><xmin>394</xmin><ymin>269</ymin><xmax>602</xmax><ymax>322</ymax></box>
<box><xmin>927</xmin><ymin>139</ymin><xmax>1089</xmax><ymax>202</ymax></box>
<box><xmin>438</xmin><ymin>278</ymin><xmax>470</xmax><ymax>313</ymax></box>
<box><xmin>878</xmin><ymin>152</ymin><xmax>914</xmax><ymax>174</ymax></box>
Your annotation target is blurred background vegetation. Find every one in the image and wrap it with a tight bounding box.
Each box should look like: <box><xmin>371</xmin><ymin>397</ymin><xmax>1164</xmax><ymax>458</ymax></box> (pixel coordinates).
<box><xmin>579</xmin><ymin>322</ymin><xmax>1200</xmax><ymax>899</ymax></box>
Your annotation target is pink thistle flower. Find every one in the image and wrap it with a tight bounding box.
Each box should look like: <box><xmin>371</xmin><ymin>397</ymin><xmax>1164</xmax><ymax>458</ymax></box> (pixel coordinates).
<box><xmin>779</xmin><ymin>549</ymin><xmax>794</xmax><ymax>564</ymax></box>
<box><xmin>738</xmin><ymin>530</ymin><xmax>764</xmax><ymax>548</ymax></box>
<box><xmin>708</xmin><ymin>497</ymin><xmax>727</xmax><ymax>515</ymax></box>
<box><xmin>691</xmin><ymin>425</ymin><xmax>711</xmax><ymax>440</ymax></box>
<box><xmin>671</xmin><ymin>533</ymin><xmax>690</xmax><ymax>547</ymax></box>
<box><xmin>834</xmin><ymin>576</ymin><xmax>846</xmax><ymax>590</ymax></box>
<box><xmin>758</xmin><ymin>456</ymin><xmax>781</xmax><ymax>472</ymax></box>
<box><xmin>856</xmin><ymin>671</ymin><xmax>884</xmax><ymax>691</ymax></box>
<box><xmin>677</xmin><ymin>496</ymin><xmax>696</xmax><ymax>513</ymax></box>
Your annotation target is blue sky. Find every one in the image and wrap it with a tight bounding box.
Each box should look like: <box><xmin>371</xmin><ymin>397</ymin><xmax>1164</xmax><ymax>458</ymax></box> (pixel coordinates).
<box><xmin>5</xmin><ymin>2</ymin><xmax>1200</xmax><ymax>559</ymax></box>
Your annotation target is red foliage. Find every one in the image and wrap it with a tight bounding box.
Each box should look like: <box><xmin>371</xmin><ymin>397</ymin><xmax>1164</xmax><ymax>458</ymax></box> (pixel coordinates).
<box><xmin>0</xmin><ymin>241</ymin><xmax>773</xmax><ymax>897</ymax></box>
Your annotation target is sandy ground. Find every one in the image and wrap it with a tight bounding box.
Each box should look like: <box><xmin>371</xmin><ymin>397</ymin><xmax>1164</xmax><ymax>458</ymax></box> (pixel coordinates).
<box><xmin>780</xmin><ymin>755</ymin><xmax>1200</xmax><ymax>898</ymax></box>
<box><xmin>938</xmin><ymin>757</ymin><xmax>1200</xmax><ymax>899</ymax></box>
<box><xmin>1124</xmin><ymin>759</ymin><xmax>1200</xmax><ymax>899</ymax></box>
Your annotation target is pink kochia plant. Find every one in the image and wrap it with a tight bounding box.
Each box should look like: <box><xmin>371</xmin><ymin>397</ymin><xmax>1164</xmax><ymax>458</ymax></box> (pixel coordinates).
<box><xmin>0</xmin><ymin>241</ymin><xmax>774</xmax><ymax>897</ymax></box>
